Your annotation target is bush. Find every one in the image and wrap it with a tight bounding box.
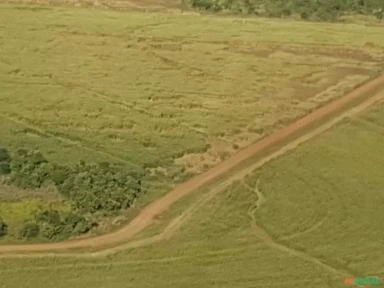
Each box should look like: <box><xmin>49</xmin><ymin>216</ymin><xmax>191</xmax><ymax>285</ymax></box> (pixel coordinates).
<box><xmin>35</xmin><ymin>210</ymin><xmax>96</xmax><ymax>240</ymax></box>
<box><xmin>63</xmin><ymin>212</ymin><xmax>95</xmax><ymax>235</ymax></box>
<box><xmin>186</xmin><ymin>0</ymin><xmax>384</xmax><ymax>21</ymax></box>
<box><xmin>0</xmin><ymin>148</ymin><xmax>11</xmax><ymax>163</ymax></box>
<box><xmin>10</xmin><ymin>149</ymin><xmax>50</xmax><ymax>188</ymax></box>
<box><xmin>190</xmin><ymin>0</ymin><xmax>213</xmax><ymax>9</ymax></box>
<box><xmin>0</xmin><ymin>162</ymin><xmax>11</xmax><ymax>175</ymax></box>
<box><xmin>58</xmin><ymin>162</ymin><xmax>142</xmax><ymax>214</ymax></box>
<box><xmin>40</xmin><ymin>222</ymin><xmax>59</xmax><ymax>240</ymax></box>
<box><xmin>0</xmin><ymin>218</ymin><xmax>8</xmax><ymax>237</ymax></box>
<box><xmin>19</xmin><ymin>222</ymin><xmax>40</xmax><ymax>239</ymax></box>
<box><xmin>48</xmin><ymin>164</ymin><xmax>72</xmax><ymax>186</ymax></box>
<box><xmin>8</xmin><ymin>148</ymin><xmax>143</xmax><ymax>215</ymax></box>
<box><xmin>4</xmin><ymin>147</ymin><xmax>143</xmax><ymax>241</ymax></box>
<box><xmin>36</xmin><ymin>209</ymin><xmax>61</xmax><ymax>226</ymax></box>
<box><xmin>0</xmin><ymin>147</ymin><xmax>11</xmax><ymax>175</ymax></box>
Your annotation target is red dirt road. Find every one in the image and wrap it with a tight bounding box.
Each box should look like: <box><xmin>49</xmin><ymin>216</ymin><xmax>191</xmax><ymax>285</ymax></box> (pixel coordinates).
<box><xmin>1</xmin><ymin>74</ymin><xmax>384</xmax><ymax>253</ymax></box>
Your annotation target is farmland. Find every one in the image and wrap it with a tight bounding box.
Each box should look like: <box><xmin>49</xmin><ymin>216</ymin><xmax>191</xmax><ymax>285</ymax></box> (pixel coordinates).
<box><xmin>1</xmin><ymin>74</ymin><xmax>384</xmax><ymax>288</ymax></box>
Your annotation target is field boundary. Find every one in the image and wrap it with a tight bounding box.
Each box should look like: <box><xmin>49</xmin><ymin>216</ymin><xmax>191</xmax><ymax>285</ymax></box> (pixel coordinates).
<box><xmin>1</xmin><ymin>74</ymin><xmax>384</xmax><ymax>255</ymax></box>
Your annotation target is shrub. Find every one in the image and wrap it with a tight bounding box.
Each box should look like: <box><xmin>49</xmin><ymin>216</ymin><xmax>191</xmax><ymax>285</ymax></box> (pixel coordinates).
<box><xmin>0</xmin><ymin>218</ymin><xmax>8</xmax><ymax>237</ymax></box>
<box><xmin>9</xmin><ymin>148</ymin><xmax>143</xmax><ymax>214</ymax></box>
<box><xmin>186</xmin><ymin>0</ymin><xmax>384</xmax><ymax>21</ymax></box>
<box><xmin>0</xmin><ymin>147</ymin><xmax>11</xmax><ymax>175</ymax></box>
<box><xmin>40</xmin><ymin>222</ymin><xmax>59</xmax><ymax>240</ymax></box>
<box><xmin>0</xmin><ymin>162</ymin><xmax>11</xmax><ymax>175</ymax></box>
<box><xmin>58</xmin><ymin>162</ymin><xmax>142</xmax><ymax>214</ymax></box>
<box><xmin>4</xmin><ymin>148</ymin><xmax>143</xmax><ymax>241</ymax></box>
<box><xmin>34</xmin><ymin>210</ymin><xmax>96</xmax><ymax>240</ymax></box>
<box><xmin>0</xmin><ymin>148</ymin><xmax>11</xmax><ymax>162</ymax></box>
<box><xmin>35</xmin><ymin>209</ymin><xmax>61</xmax><ymax>226</ymax></box>
<box><xmin>48</xmin><ymin>164</ymin><xmax>73</xmax><ymax>186</ymax></box>
<box><xmin>19</xmin><ymin>222</ymin><xmax>40</xmax><ymax>239</ymax></box>
<box><xmin>190</xmin><ymin>0</ymin><xmax>213</xmax><ymax>9</ymax></box>
<box><xmin>63</xmin><ymin>212</ymin><xmax>95</xmax><ymax>235</ymax></box>
<box><xmin>10</xmin><ymin>149</ymin><xmax>49</xmax><ymax>188</ymax></box>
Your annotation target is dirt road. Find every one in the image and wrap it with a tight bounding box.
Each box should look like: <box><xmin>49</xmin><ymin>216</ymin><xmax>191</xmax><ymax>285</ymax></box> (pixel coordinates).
<box><xmin>1</xmin><ymin>74</ymin><xmax>384</xmax><ymax>254</ymax></box>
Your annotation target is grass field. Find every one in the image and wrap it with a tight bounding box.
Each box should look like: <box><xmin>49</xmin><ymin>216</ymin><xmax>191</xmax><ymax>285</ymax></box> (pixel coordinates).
<box><xmin>1</xmin><ymin>7</ymin><xmax>384</xmax><ymax>166</ymax></box>
<box><xmin>1</xmin><ymin>83</ymin><xmax>384</xmax><ymax>288</ymax></box>
<box><xmin>1</xmin><ymin>4</ymin><xmax>384</xmax><ymax>170</ymax></box>
<box><xmin>1</xmin><ymin>2</ymin><xmax>384</xmax><ymax>286</ymax></box>
<box><xmin>1</xmin><ymin>3</ymin><xmax>384</xmax><ymax>239</ymax></box>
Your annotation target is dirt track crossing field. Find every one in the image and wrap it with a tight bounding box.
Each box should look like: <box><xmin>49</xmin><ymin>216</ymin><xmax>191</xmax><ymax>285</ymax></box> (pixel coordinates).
<box><xmin>1</xmin><ymin>74</ymin><xmax>384</xmax><ymax>255</ymax></box>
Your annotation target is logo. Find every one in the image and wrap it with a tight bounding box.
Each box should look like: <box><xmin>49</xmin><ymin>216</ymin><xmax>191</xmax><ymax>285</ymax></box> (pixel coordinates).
<box><xmin>344</xmin><ymin>277</ymin><xmax>381</xmax><ymax>286</ymax></box>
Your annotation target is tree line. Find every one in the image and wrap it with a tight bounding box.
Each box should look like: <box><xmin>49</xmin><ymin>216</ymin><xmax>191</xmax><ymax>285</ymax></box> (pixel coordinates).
<box><xmin>187</xmin><ymin>0</ymin><xmax>384</xmax><ymax>21</ymax></box>
<box><xmin>0</xmin><ymin>147</ymin><xmax>143</xmax><ymax>241</ymax></box>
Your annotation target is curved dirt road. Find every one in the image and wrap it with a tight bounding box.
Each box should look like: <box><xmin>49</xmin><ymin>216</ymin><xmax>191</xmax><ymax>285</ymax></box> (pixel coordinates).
<box><xmin>1</xmin><ymin>74</ymin><xmax>384</xmax><ymax>254</ymax></box>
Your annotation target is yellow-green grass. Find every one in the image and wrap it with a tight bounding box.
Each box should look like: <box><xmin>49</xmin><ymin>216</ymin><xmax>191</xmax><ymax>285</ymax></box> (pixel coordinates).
<box><xmin>1</xmin><ymin>4</ymin><xmax>384</xmax><ymax>174</ymax></box>
<box><xmin>1</xmin><ymin>87</ymin><xmax>384</xmax><ymax>287</ymax></box>
<box><xmin>0</xmin><ymin>186</ymin><xmax>70</xmax><ymax>243</ymax></box>
<box><xmin>1</xmin><ymin>3</ymin><xmax>384</xmax><ymax>241</ymax></box>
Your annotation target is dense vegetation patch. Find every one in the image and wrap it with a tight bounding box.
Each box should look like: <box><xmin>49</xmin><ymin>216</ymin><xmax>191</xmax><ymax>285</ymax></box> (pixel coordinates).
<box><xmin>187</xmin><ymin>0</ymin><xmax>384</xmax><ymax>20</ymax></box>
<box><xmin>0</xmin><ymin>148</ymin><xmax>11</xmax><ymax>175</ymax></box>
<box><xmin>0</xmin><ymin>147</ymin><xmax>143</xmax><ymax>241</ymax></box>
<box><xmin>0</xmin><ymin>218</ymin><xmax>7</xmax><ymax>237</ymax></box>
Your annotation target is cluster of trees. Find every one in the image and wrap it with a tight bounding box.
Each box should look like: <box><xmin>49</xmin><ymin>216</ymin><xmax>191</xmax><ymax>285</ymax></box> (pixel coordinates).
<box><xmin>9</xmin><ymin>149</ymin><xmax>52</xmax><ymax>188</ymax></box>
<box><xmin>187</xmin><ymin>0</ymin><xmax>384</xmax><ymax>20</ymax></box>
<box><xmin>57</xmin><ymin>162</ymin><xmax>142</xmax><ymax>214</ymax></box>
<box><xmin>0</xmin><ymin>147</ymin><xmax>143</xmax><ymax>240</ymax></box>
